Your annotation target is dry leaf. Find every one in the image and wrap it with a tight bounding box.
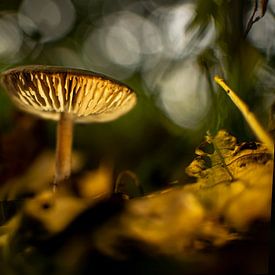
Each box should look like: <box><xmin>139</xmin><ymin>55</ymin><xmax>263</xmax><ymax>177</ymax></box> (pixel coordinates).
<box><xmin>94</xmin><ymin>130</ymin><xmax>273</xmax><ymax>257</ymax></box>
<box><xmin>0</xmin><ymin>150</ymin><xmax>83</xmax><ymax>201</ymax></box>
<box><xmin>1</xmin><ymin>131</ymin><xmax>272</xmax><ymax>261</ymax></box>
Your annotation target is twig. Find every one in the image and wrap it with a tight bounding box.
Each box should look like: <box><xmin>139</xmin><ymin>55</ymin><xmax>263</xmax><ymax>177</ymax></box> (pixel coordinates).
<box><xmin>214</xmin><ymin>76</ymin><xmax>274</xmax><ymax>154</ymax></box>
<box><xmin>114</xmin><ymin>170</ymin><xmax>144</xmax><ymax>196</ymax></box>
<box><xmin>244</xmin><ymin>0</ymin><xmax>269</xmax><ymax>37</ymax></box>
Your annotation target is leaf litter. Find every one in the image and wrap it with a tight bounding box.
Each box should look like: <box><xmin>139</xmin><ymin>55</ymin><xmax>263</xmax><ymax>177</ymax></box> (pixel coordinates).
<box><xmin>0</xmin><ymin>130</ymin><xmax>272</xmax><ymax>262</ymax></box>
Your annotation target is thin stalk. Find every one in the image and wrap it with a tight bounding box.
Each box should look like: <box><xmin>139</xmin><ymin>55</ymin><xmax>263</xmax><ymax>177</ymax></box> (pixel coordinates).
<box><xmin>214</xmin><ymin>76</ymin><xmax>274</xmax><ymax>154</ymax></box>
<box><xmin>54</xmin><ymin>112</ymin><xmax>74</xmax><ymax>190</ymax></box>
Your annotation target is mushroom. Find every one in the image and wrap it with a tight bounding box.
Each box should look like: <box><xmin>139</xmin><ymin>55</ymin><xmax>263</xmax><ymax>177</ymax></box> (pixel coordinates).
<box><xmin>0</xmin><ymin>65</ymin><xmax>137</xmax><ymax>190</ymax></box>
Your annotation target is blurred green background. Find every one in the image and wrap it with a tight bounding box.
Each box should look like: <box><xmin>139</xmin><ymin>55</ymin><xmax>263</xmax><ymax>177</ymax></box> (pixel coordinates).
<box><xmin>0</xmin><ymin>0</ymin><xmax>274</xmax><ymax>190</ymax></box>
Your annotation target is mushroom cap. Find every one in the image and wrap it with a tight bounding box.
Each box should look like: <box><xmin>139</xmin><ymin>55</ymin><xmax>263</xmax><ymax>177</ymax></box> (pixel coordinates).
<box><xmin>0</xmin><ymin>65</ymin><xmax>137</xmax><ymax>123</ymax></box>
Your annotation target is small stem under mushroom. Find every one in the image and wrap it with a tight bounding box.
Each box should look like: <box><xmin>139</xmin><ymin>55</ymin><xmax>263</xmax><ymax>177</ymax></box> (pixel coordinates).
<box><xmin>54</xmin><ymin>112</ymin><xmax>74</xmax><ymax>190</ymax></box>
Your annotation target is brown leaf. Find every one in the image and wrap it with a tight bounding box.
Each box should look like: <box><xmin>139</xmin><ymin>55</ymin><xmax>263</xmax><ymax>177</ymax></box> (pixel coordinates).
<box><xmin>186</xmin><ymin>130</ymin><xmax>271</xmax><ymax>187</ymax></box>
<box><xmin>95</xmin><ymin>130</ymin><xmax>272</xmax><ymax>257</ymax></box>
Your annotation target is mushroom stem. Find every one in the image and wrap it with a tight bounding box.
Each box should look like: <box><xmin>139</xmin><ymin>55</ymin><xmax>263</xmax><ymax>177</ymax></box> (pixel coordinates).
<box><xmin>54</xmin><ymin>112</ymin><xmax>74</xmax><ymax>189</ymax></box>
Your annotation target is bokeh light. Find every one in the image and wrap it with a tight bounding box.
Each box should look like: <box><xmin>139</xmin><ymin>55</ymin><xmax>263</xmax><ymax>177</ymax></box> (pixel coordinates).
<box><xmin>247</xmin><ymin>0</ymin><xmax>275</xmax><ymax>58</ymax></box>
<box><xmin>82</xmin><ymin>10</ymin><xmax>163</xmax><ymax>79</ymax></box>
<box><xmin>151</xmin><ymin>3</ymin><xmax>215</xmax><ymax>59</ymax></box>
<box><xmin>157</xmin><ymin>59</ymin><xmax>210</xmax><ymax>129</ymax></box>
<box><xmin>82</xmin><ymin>25</ymin><xmax>135</xmax><ymax>79</ymax></box>
<box><xmin>248</xmin><ymin>11</ymin><xmax>275</xmax><ymax>57</ymax></box>
<box><xmin>105</xmin><ymin>24</ymin><xmax>141</xmax><ymax>67</ymax></box>
<box><xmin>81</xmin><ymin>1</ymin><xmax>216</xmax><ymax>130</ymax></box>
<box><xmin>0</xmin><ymin>13</ymin><xmax>23</xmax><ymax>62</ymax></box>
<box><xmin>18</xmin><ymin>0</ymin><xmax>75</xmax><ymax>42</ymax></box>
